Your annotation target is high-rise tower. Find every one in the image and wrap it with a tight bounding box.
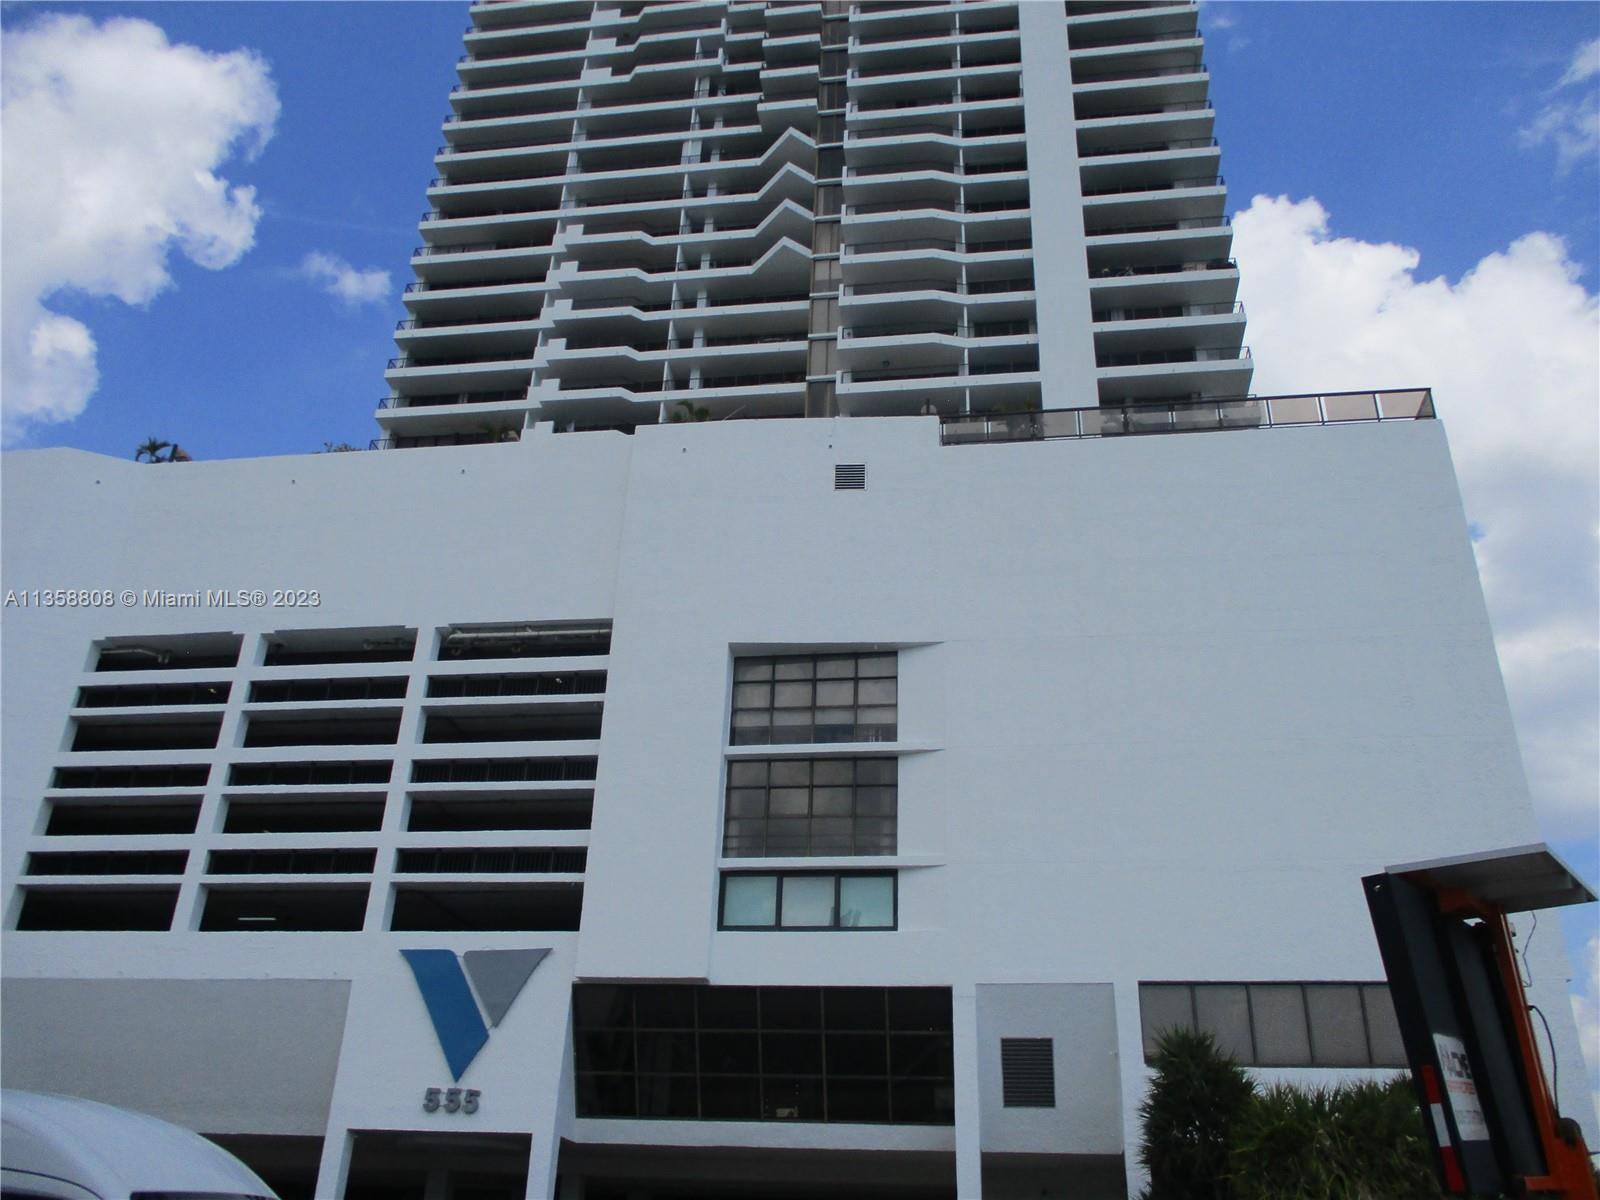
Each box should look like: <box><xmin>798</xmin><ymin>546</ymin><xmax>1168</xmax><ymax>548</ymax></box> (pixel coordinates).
<box><xmin>4</xmin><ymin>4</ymin><xmax>1594</xmax><ymax>1200</ymax></box>
<box><xmin>379</xmin><ymin>0</ymin><xmax>1249</xmax><ymax>448</ymax></box>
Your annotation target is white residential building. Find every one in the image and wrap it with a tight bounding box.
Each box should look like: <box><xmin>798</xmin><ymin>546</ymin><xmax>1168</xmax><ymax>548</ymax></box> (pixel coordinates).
<box><xmin>2</xmin><ymin>4</ymin><xmax>1591</xmax><ymax>1199</ymax></box>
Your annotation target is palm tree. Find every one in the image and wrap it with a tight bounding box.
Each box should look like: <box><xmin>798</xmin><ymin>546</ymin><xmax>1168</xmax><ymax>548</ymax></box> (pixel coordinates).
<box><xmin>134</xmin><ymin>437</ymin><xmax>172</xmax><ymax>463</ymax></box>
<box><xmin>669</xmin><ymin>400</ymin><xmax>711</xmax><ymax>423</ymax></box>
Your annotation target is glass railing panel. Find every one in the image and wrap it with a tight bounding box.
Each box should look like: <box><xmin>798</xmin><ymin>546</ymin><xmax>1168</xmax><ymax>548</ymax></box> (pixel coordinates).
<box><xmin>1124</xmin><ymin>405</ymin><xmax>1172</xmax><ymax>433</ymax></box>
<box><xmin>1217</xmin><ymin>398</ymin><xmax>1266</xmax><ymax>428</ymax></box>
<box><xmin>1321</xmin><ymin>392</ymin><xmax>1378</xmax><ymax>422</ymax></box>
<box><xmin>1170</xmin><ymin>403</ymin><xmax>1218</xmax><ymax>432</ymax></box>
<box><xmin>1377</xmin><ymin>389</ymin><xmax>1433</xmax><ymax>419</ymax></box>
<box><xmin>1267</xmin><ymin>394</ymin><xmax>1321</xmax><ymax>425</ymax></box>
<box><xmin>1077</xmin><ymin>407</ymin><xmax>1126</xmax><ymax>437</ymax></box>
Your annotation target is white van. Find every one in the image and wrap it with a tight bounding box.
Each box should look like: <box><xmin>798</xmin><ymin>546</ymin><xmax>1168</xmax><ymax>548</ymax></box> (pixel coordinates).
<box><xmin>1</xmin><ymin>1090</ymin><xmax>278</xmax><ymax>1200</ymax></box>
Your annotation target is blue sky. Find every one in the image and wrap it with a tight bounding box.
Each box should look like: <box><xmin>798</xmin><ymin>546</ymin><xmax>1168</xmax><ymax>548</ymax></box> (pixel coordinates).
<box><xmin>2</xmin><ymin>0</ymin><xmax>1597</xmax><ymax>1081</ymax></box>
<box><xmin>0</xmin><ymin>2</ymin><xmax>1593</xmax><ymax>455</ymax></box>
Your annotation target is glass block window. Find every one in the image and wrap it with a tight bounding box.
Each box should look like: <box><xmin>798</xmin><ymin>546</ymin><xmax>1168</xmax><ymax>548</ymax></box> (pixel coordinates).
<box><xmin>1138</xmin><ymin>982</ymin><xmax>1405</xmax><ymax>1067</ymax></box>
<box><xmin>723</xmin><ymin>757</ymin><xmax>896</xmax><ymax>857</ymax></box>
<box><xmin>730</xmin><ymin>653</ymin><xmax>896</xmax><ymax>745</ymax></box>
<box><xmin>720</xmin><ymin>871</ymin><xmax>895</xmax><ymax>930</ymax></box>
<box><xmin>573</xmin><ymin>983</ymin><xmax>954</xmax><ymax>1123</ymax></box>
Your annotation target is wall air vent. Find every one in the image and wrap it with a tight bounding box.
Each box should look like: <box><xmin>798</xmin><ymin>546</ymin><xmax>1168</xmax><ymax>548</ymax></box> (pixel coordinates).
<box><xmin>1000</xmin><ymin>1037</ymin><xmax>1056</xmax><ymax>1107</ymax></box>
<box><xmin>834</xmin><ymin>464</ymin><xmax>866</xmax><ymax>490</ymax></box>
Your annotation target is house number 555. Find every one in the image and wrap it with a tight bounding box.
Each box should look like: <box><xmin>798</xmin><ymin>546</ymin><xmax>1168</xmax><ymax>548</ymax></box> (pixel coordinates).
<box><xmin>423</xmin><ymin>1087</ymin><xmax>480</xmax><ymax>1114</ymax></box>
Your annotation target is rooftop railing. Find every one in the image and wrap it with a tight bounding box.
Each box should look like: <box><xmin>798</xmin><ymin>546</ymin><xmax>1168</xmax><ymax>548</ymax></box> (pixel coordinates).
<box><xmin>939</xmin><ymin>389</ymin><xmax>1436</xmax><ymax>445</ymax></box>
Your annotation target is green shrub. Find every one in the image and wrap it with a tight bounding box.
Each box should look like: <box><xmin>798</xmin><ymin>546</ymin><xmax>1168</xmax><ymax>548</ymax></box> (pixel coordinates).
<box><xmin>1228</xmin><ymin>1076</ymin><xmax>1441</xmax><ymax>1200</ymax></box>
<box><xmin>1138</xmin><ymin>1027</ymin><xmax>1255</xmax><ymax>1200</ymax></box>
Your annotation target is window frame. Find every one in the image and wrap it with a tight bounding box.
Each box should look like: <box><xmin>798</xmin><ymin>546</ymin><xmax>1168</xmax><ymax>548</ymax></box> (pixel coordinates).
<box><xmin>722</xmin><ymin>755</ymin><xmax>898</xmax><ymax>858</ymax></box>
<box><xmin>729</xmin><ymin>652</ymin><xmax>898</xmax><ymax>747</ymax></box>
<box><xmin>718</xmin><ymin>870</ymin><xmax>897</xmax><ymax>931</ymax></box>
<box><xmin>572</xmin><ymin>983</ymin><xmax>954</xmax><ymax>1125</ymax></box>
<box><xmin>1137</xmin><ymin>980</ymin><xmax>1405</xmax><ymax>1068</ymax></box>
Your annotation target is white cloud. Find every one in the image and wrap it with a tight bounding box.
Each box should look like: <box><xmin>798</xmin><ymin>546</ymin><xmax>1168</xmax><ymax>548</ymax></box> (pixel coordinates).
<box><xmin>1572</xmin><ymin>936</ymin><xmax>1598</xmax><ymax>1088</ymax></box>
<box><xmin>1560</xmin><ymin>36</ymin><xmax>1600</xmax><ymax>88</ymax></box>
<box><xmin>299</xmin><ymin>251</ymin><xmax>391</xmax><ymax>307</ymax></box>
<box><xmin>0</xmin><ymin>13</ymin><xmax>278</xmax><ymax>444</ymax></box>
<box><xmin>1233</xmin><ymin>195</ymin><xmax>1599</xmax><ymax>839</ymax></box>
<box><xmin>1520</xmin><ymin>36</ymin><xmax>1600</xmax><ymax>171</ymax></box>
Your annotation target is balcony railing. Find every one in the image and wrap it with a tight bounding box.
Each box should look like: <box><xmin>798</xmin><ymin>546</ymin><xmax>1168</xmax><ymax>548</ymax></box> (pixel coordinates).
<box><xmin>388</xmin><ymin>351</ymin><xmax>532</xmax><ymax>369</ymax></box>
<box><xmin>1079</xmin><ymin>136</ymin><xmax>1217</xmax><ymax>158</ymax></box>
<box><xmin>371</xmin><ymin>430</ymin><xmax>522</xmax><ymax>450</ymax></box>
<box><xmin>1084</xmin><ymin>216</ymin><xmax>1229</xmax><ymax>237</ymax></box>
<box><xmin>1075</xmin><ymin>100</ymin><xmax>1211</xmax><ymax>122</ymax></box>
<box><xmin>1096</xmin><ymin>345</ymin><xmax>1249</xmax><ymax>367</ymax></box>
<box><xmin>405</xmin><ymin>274</ymin><xmax>549</xmax><ymax>293</ymax></box>
<box><xmin>845</xmin><ymin>199</ymin><xmax>1027</xmax><ymax>216</ymax></box>
<box><xmin>1069</xmin><ymin>30</ymin><xmax>1200</xmax><ymax>51</ymax></box>
<box><xmin>939</xmin><ymin>389</ymin><xmax>1436</xmax><ymax>446</ymax></box>
<box><xmin>1072</xmin><ymin>61</ymin><xmax>1206</xmax><ymax>85</ymax></box>
<box><xmin>847</xmin><ymin>157</ymin><xmax>1026</xmax><ymax>178</ymax></box>
<box><xmin>845</xmin><ymin>358</ymin><xmax>1038</xmax><ymax>384</ymax></box>
<box><xmin>846</xmin><ymin>235</ymin><xmax>1032</xmax><ymax>255</ymax></box>
<box><xmin>1090</xmin><ymin>258</ymin><xmax>1236</xmax><ymax>278</ymax></box>
<box><xmin>379</xmin><ymin>391</ymin><xmax>524</xmax><ymax>410</ymax></box>
<box><xmin>1093</xmin><ymin>301</ymin><xmax>1243</xmax><ymax>322</ymax></box>
<box><xmin>1081</xmin><ymin>174</ymin><xmax>1222</xmax><ymax>198</ymax></box>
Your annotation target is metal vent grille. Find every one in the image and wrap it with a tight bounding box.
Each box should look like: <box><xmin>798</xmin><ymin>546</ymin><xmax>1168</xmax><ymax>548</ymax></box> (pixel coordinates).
<box><xmin>834</xmin><ymin>463</ymin><xmax>866</xmax><ymax>490</ymax></box>
<box><xmin>1000</xmin><ymin>1038</ymin><xmax>1056</xmax><ymax>1107</ymax></box>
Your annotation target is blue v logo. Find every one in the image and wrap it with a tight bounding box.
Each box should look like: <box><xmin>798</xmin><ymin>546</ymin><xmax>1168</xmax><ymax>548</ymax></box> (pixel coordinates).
<box><xmin>401</xmin><ymin>948</ymin><xmax>548</xmax><ymax>1080</ymax></box>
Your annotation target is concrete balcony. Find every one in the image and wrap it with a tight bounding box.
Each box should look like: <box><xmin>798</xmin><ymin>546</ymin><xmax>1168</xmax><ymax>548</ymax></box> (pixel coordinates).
<box><xmin>1080</xmin><ymin>178</ymin><xmax>1225</xmax><ymax>228</ymax></box>
<box><xmin>394</xmin><ymin>315</ymin><xmax>545</xmax><ymax>365</ymax></box>
<box><xmin>403</xmin><ymin>279</ymin><xmax>551</xmax><ymax>323</ymax></box>
<box><xmin>1076</xmin><ymin>106</ymin><xmax>1214</xmax><ymax>154</ymax></box>
<box><xmin>531</xmin><ymin>371</ymin><xmax>808</xmax><ymax>425</ymax></box>
<box><xmin>1068</xmin><ymin>34</ymin><xmax>1202</xmax><ymax>77</ymax></box>
<box><xmin>1070</xmin><ymin>68</ymin><xmax>1209</xmax><ymax>116</ymax></box>
<box><xmin>456</xmin><ymin>31</ymin><xmax>591</xmax><ymax>78</ymax></box>
<box><xmin>837</xmin><ymin>361</ymin><xmax>1043</xmax><ymax>419</ymax></box>
<box><xmin>847</xmin><ymin>60</ymin><xmax>1021</xmax><ymax>102</ymax></box>
<box><xmin>537</xmin><ymin>338</ymin><xmax>806</xmax><ymax>381</ymax></box>
<box><xmin>851</xmin><ymin>26</ymin><xmax>1017</xmax><ymax>68</ymax></box>
<box><xmin>848</xmin><ymin>92</ymin><xmax>1024</xmax><ymax>128</ymax></box>
<box><xmin>384</xmin><ymin>348</ymin><xmax>535</xmax><ymax>397</ymax></box>
<box><xmin>408</xmin><ymin>239</ymin><xmax>560</xmax><ymax>281</ymax></box>
<box><xmin>839</xmin><ymin>274</ymin><xmax>1035</xmax><ymax>317</ymax></box>
<box><xmin>375</xmin><ymin>394</ymin><xmax>531</xmax><ymax>440</ymax></box>
<box><xmin>1088</xmin><ymin>260</ymin><xmax>1239</xmax><ymax>309</ymax></box>
<box><xmin>1064</xmin><ymin>2</ymin><xmax>1197</xmax><ymax>41</ymax></box>
<box><xmin>1095</xmin><ymin>349</ymin><xmax>1253</xmax><ymax>403</ymax></box>
<box><xmin>1083</xmin><ymin>221</ymin><xmax>1234</xmax><ymax>270</ymax></box>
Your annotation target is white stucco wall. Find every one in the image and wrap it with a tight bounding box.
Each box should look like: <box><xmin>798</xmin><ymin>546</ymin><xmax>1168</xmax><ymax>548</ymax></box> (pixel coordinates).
<box><xmin>2</xmin><ymin>415</ymin><xmax>1590</xmax><ymax>1195</ymax></box>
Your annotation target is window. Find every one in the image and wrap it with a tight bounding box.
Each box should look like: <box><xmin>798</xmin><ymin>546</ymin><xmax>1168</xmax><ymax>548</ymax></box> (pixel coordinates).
<box><xmin>573</xmin><ymin>984</ymin><xmax>954</xmax><ymax>1124</ymax></box>
<box><xmin>724</xmin><ymin>757</ymin><xmax>895</xmax><ymax>857</ymax></box>
<box><xmin>1138</xmin><ymin>982</ymin><xmax>1406</xmax><ymax>1068</ymax></box>
<box><xmin>1000</xmin><ymin>1038</ymin><xmax>1056</xmax><ymax>1107</ymax></box>
<box><xmin>720</xmin><ymin>871</ymin><xmax>894</xmax><ymax>930</ymax></box>
<box><xmin>730</xmin><ymin>653</ymin><xmax>896</xmax><ymax>745</ymax></box>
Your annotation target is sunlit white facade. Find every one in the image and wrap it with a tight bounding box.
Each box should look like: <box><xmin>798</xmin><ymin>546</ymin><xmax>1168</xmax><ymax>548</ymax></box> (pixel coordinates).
<box><xmin>3</xmin><ymin>4</ymin><xmax>1592</xmax><ymax>1199</ymax></box>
